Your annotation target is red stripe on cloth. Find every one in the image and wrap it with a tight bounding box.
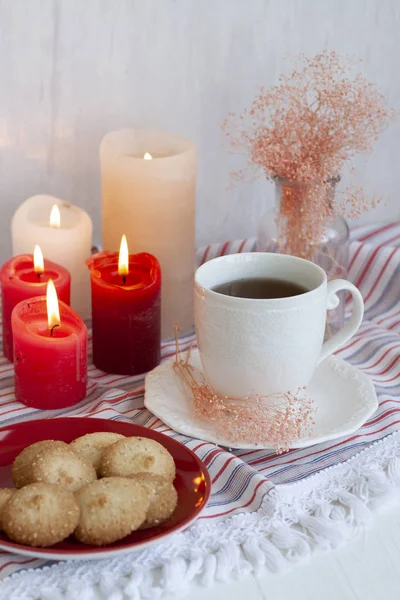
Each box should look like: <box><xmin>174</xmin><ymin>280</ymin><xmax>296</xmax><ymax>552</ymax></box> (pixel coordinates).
<box><xmin>364</xmin><ymin>247</ymin><xmax>398</xmax><ymax>303</ymax></box>
<box><xmin>365</xmin><ymin>345</ymin><xmax>399</xmax><ymax>371</ymax></box>
<box><xmin>377</xmin><ymin>355</ymin><xmax>400</xmax><ymax>376</ymax></box>
<box><xmin>200</xmin><ymin>479</ymin><xmax>266</xmax><ymax>519</ymax></box>
<box><xmin>258</xmin><ymin>420</ymin><xmax>400</xmax><ymax>473</ymax></box>
<box><xmin>212</xmin><ymin>455</ymin><xmax>238</xmax><ymax>484</ymax></box>
<box><xmin>71</xmin><ymin>392</ymin><xmax>134</xmax><ymax>417</ymax></box>
<box><xmin>81</xmin><ymin>405</ymin><xmax>145</xmax><ymax>419</ymax></box>
<box><xmin>354</xmin><ymin>245</ymin><xmax>383</xmax><ymax>289</ymax></box>
<box><xmin>203</xmin><ymin>447</ymin><xmax>225</xmax><ymax>466</ymax></box>
<box><xmin>0</xmin><ymin>558</ymin><xmax>37</xmax><ymax>573</ymax></box>
<box><xmin>260</xmin><ymin>407</ymin><xmax>398</xmax><ymax>469</ymax></box>
<box><xmin>0</xmin><ymin>405</ymin><xmax>33</xmax><ymax>419</ymax></box>
<box><xmin>380</xmin><ymin>231</ymin><xmax>400</xmax><ymax>247</ymax></box>
<box><xmin>376</xmin><ymin>310</ymin><xmax>400</xmax><ymax>326</ymax></box>
<box><xmin>379</xmin><ymin>398</ymin><xmax>400</xmax><ymax>408</ymax></box>
<box><xmin>336</xmin><ymin>323</ymin><xmax>378</xmax><ymax>355</ymax></box>
<box><xmin>200</xmin><ymin>245</ymin><xmax>211</xmax><ymax>265</ymax></box>
<box><xmin>366</xmin><ymin>408</ymin><xmax>400</xmax><ymax>427</ymax></box>
<box><xmin>347</xmin><ymin>242</ymin><xmax>364</xmax><ymax>273</ymax></box>
<box><xmin>238</xmin><ymin>239</ymin><xmax>247</xmax><ymax>253</ymax></box>
<box><xmin>358</xmin><ymin>222</ymin><xmax>398</xmax><ymax>242</ymax></box>
<box><xmin>88</xmin><ymin>373</ymin><xmax>135</xmax><ymax>388</ymax></box>
<box><xmin>191</xmin><ymin>442</ymin><xmax>210</xmax><ymax>453</ymax></box>
<box><xmin>336</xmin><ymin>332</ymin><xmax>365</xmax><ymax>355</ymax></box>
<box><xmin>220</xmin><ymin>241</ymin><xmax>230</xmax><ymax>256</ymax></box>
<box><xmin>0</xmin><ymin>398</ymin><xmax>16</xmax><ymax>409</ymax></box>
<box><xmin>374</xmin><ymin>373</ymin><xmax>400</xmax><ymax>384</ymax></box>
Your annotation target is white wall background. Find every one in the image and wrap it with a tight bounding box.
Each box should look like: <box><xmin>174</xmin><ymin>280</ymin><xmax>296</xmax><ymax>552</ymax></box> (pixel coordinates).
<box><xmin>0</xmin><ymin>0</ymin><xmax>399</xmax><ymax>262</ymax></box>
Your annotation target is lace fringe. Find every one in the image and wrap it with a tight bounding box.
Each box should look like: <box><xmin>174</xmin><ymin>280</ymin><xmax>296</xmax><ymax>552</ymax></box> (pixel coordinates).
<box><xmin>1</xmin><ymin>431</ymin><xmax>400</xmax><ymax>600</ymax></box>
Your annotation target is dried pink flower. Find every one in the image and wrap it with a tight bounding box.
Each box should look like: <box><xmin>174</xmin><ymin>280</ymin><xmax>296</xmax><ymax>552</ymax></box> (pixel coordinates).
<box><xmin>173</xmin><ymin>331</ymin><xmax>315</xmax><ymax>453</ymax></box>
<box><xmin>223</xmin><ymin>50</ymin><xmax>396</xmax><ymax>217</ymax></box>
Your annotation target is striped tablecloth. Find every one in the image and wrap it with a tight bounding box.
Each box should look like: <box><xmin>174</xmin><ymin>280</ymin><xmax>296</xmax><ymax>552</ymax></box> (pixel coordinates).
<box><xmin>1</xmin><ymin>222</ymin><xmax>400</xmax><ymax>599</ymax></box>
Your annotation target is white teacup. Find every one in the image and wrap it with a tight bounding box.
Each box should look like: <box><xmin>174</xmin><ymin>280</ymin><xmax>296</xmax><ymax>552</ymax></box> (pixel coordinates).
<box><xmin>194</xmin><ymin>253</ymin><xmax>364</xmax><ymax>398</ymax></box>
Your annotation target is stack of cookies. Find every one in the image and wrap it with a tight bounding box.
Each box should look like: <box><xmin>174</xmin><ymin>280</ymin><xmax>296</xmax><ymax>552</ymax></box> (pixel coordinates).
<box><xmin>0</xmin><ymin>433</ymin><xmax>178</xmax><ymax>547</ymax></box>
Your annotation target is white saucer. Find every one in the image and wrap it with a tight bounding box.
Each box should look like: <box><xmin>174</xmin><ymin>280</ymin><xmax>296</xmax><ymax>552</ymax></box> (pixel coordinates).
<box><xmin>144</xmin><ymin>349</ymin><xmax>378</xmax><ymax>450</ymax></box>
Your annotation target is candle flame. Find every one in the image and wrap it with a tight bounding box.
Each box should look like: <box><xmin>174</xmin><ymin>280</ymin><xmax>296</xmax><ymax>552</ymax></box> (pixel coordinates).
<box><xmin>33</xmin><ymin>245</ymin><xmax>44</xmax><ymax>274</ymax></box>
<box><xmin>143</xmin><ymin>152</ymin><xmax>153</xmax><ymax>160</ymax></box>
<box><xmin>118</xmin><ymin>234</ymin><xmax>129</xmax><ymax>276</ymax></box>
<box><xmin>46</xmin><ymin>279</ymin><xmax>60</xmax><ymax>330</ymax></box>
<box><xmin>49</xmin><ymin>204</ymin><xmax>61</xmax><ymax>228</ymax></box>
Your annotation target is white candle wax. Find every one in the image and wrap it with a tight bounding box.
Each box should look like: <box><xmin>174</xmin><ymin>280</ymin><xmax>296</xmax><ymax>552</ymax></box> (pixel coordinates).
<box><xmin>11</xmin><ymin>195</ymin><xmax>92</xmax><ymax>319</ymax></box>
<box><xmin>100</xmin><ymin>129</ymin><xmax>197</xmax><ymax>339</ymax></box>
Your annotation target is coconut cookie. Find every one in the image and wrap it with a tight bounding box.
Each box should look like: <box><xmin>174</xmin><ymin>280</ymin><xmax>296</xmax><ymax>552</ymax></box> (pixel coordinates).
<box><xmin>130</xmin><ymin>473</ymin><xmax>178</xmax><ymax>529</ymax></box>
<box><xmin>12</xmin><ymin>440</ymin><xmax>69</xmax><ymax>488</ymax></box>
<box><xmin>27</xmin><ymin>445</ymin><xmax>97</xmax><ymax>492</ymax></box>
<box><xmin>70</xmin><ymin>432</ymin><xmax>125</xmax><ymax>475</ymax></box>
<box><xmin>99</xmin><ymin>437</ymin><xmax>176</xmax><ymax>482</ymax></box>
<box><xmin>74</xmin><ymin>477</ymin><xmax>150</xmax><ymax>546</ymax></box>
<box><xmin>2</xmin><ymin>483</ymin><xmax>80</xmax><ymax>547</ymax></box>
<box><xmin>0</xmin><ymin>489</ymin><xmax>15</xmax><ymax>531</ymax></box>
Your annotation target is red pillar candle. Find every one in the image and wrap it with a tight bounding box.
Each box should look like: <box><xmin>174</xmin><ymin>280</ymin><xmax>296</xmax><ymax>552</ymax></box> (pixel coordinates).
<box><xmin>1</xmin><ymin>249</ymin><xmax>70</xmax><ymax>362</ymax></box>
<box><xmin>86</xmin><ymin>239</ymin><xmax>161</xmax><ymax>375</ymax></box>
<box><xmin>12</xmin><ymin>282</ymin><xmax>87</xmax><ymax>409</ymax></box>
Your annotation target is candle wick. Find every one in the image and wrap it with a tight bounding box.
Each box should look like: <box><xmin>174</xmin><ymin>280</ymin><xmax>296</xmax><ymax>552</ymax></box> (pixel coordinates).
<box><xmin>122</xmin><ymin>274</ymin><xmax>126</xmax><ymax>285</ymax></box>
<box><xmin>50</xmin><ymin>324</ymin><xmax>60</xmax><ymax>337</ymax></box>
<box><xmin>37</xmin><ymin>272</ymin><xmax>42</xmax><ymax>280</ymax></box>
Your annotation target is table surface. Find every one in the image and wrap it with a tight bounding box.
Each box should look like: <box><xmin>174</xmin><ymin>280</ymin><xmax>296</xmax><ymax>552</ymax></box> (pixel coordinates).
<box><xmin>183</xmin><ymin>501</ymin><xmax>400</xmax><ymax>600</ymax></box>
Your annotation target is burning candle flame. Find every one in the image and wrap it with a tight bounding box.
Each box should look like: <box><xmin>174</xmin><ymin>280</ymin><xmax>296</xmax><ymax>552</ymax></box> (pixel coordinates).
<box><xmin>33</xmin><ymin>245</ymin><xmax>44</xmax><ymax>274</ymax></box>
<box><xmin>143</xmin><ymin>152</ymin><xmax>153</xmax><ymax>160</ymax></box>
<box><xmin>49</xmin><ymin>204</ymin><xmax>61</xmax><ymax>228</ymax></box>
<box><xmin>118</xmin><ymin>234</ymin><xmax>129</xmax><ymax>277</ymax></box>
<box><xmin>46</xmin><ymin>279</ymin><xmax>60</xmax><ymax>330</ymax></box>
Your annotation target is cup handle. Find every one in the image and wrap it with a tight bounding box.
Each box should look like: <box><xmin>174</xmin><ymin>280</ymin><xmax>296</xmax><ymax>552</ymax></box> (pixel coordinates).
<box><xmin>318</xmin><ymin>279</ymin><xmax>364</xmax><ymax>365</ymax></box>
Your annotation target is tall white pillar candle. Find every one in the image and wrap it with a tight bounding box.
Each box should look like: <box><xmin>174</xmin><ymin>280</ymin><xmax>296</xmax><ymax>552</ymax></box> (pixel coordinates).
<box><xmin>100</xmin><ymin>129</ymin><xmax>197</xmax><ymax>339</ymax></box>
<box><xmin>11</xmin><ymin>195</ymin><xmax>92</xmax><ymax>319</ymax></box>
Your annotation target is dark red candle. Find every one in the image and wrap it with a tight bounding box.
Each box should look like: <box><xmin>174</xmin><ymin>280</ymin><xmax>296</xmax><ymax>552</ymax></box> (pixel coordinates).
<box><xmin>1</xmin><ymin>251</ymin><xmax>70</xmax><ymax>362</ymax></box>
<box><xmin>86</xmin><ymin>243</ymin><xmax>161</xmax><ymax>375</ymax></box>
<box><xmin>12</xmin><ymin>288</ymin><xmax>87</xmax><ymax>410</ymax></box>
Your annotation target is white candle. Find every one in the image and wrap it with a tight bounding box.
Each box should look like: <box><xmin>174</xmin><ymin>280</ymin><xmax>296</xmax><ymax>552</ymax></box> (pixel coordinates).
<box><xmin>11</xmin><ymin>195</ymin><xmax>92</xmax><ymax>319</ymax></box>
<box><xmin>100</xmin><ymin>129</ymin><xmax>197</xmax><ymax>339</ymax></box>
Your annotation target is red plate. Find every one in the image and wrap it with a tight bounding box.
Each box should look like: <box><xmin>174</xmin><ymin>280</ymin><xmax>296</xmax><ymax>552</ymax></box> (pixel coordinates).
<box><xmin>0</xmin><ymin>417</ymin><xmax>211</xmax><ymax>560</ymax></box>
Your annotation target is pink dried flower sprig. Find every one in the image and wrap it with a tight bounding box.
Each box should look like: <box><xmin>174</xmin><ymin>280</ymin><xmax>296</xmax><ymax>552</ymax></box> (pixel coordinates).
<box><xmin>173</xmin><ymin>332</ymin><xmax>315</xmax><ymax>453</ymax></box>
<box><xmin>223</xmin><ymin>50</ymin><xmax>396</xmax><ymax>217</ymax></box>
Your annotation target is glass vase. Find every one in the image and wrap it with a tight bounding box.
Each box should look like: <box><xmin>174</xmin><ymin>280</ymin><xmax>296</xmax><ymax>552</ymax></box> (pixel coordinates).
<box><xmin>257</xmin><ymin>176</ymin><xmax>350</xmax><ymax>337</ymax></box>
